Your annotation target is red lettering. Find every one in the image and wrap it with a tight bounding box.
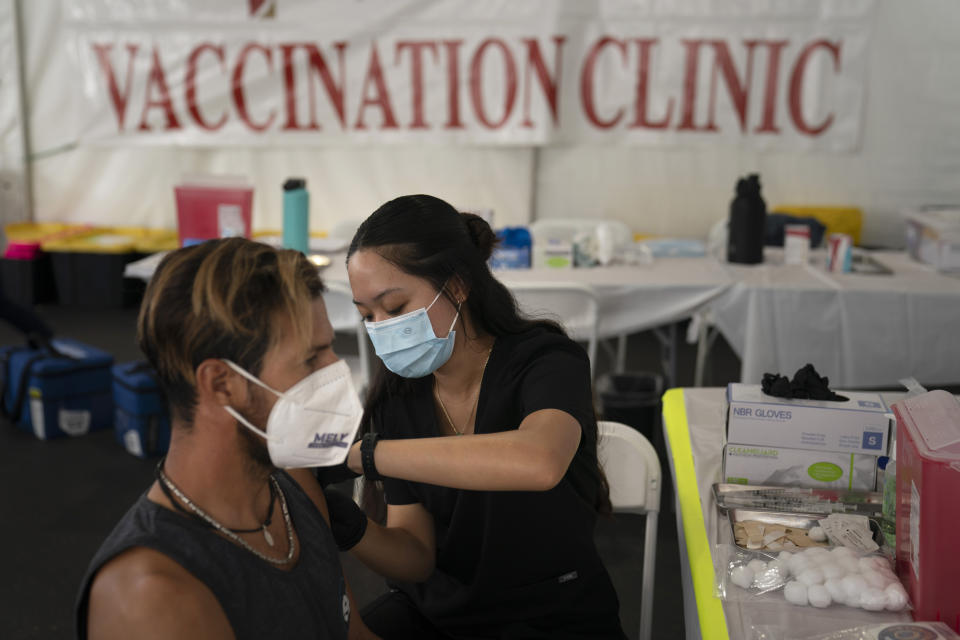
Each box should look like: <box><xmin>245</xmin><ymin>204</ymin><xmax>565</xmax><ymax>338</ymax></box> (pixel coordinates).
<box><xmin>580</xmin><ymin>37</ymin><xmax>627</xmax><ymax>129</ymax></box>
<box><xmin>789</xmin><ymin>40</ymin><xmax>840</xmax><ymax>136</ymax></box>
<box><xmin>754</xmin><ymin>40</ymin><xmax>789</xmax><ymax>134</ymax></box>
<box><xmin>185</xmin><ymin>43</ymin><xmax>227</xmax><ymax>131</ymax></box>
<box><xmin>92</xmin><ymin>43</ymin><xmax>139</xmax><ymax>132</ymax></box>
<box><xmin>520</xmin><ymin>36</ymin><xmax>565</xmax><ymax>128</ymax></box>
<box><xmin>280</xmin><ymin>43</ymin><xmax>347</xmax><ymax>131</ymax></box>
<box><xmin>138</xmin><ymin>47</ymin><xmax>181</xmax><ymax>131</ymax></box>
<box><xmin>232</xmin><ymin>43</ymin><xmax>276</xmax><ymax>132</ymax></box>
<box><xmin>629</xmin><ymin>38</ymin><xmax>672</xmax><ymax>129</ymax></box>
<box><xmin>677</xmin><ymin>39</ymin><xmax>708</xmax><ymax>131</ymax></box>
<box><xmin>469</xmin><ymin>38</ymin><xmax>518</xmax><ymax>129</ymax></box>
<box><xmin>355</xmin><ymin>43</ymin><xmax>398</xmax><ymax>130</ymax></box>
<box><xmin>396</xmin><ymin>41</ymin><xmax>439</xmax><ymax>129</ymax></box>
<box><xmin>442</xmin><ymin>40</ymin><xmax>464</xmax><ymax>130</ymax></box>
<box><xmin>706</xmin><ymin>40</ymin><xmax>757</xmax><ymax>132</ymax></box>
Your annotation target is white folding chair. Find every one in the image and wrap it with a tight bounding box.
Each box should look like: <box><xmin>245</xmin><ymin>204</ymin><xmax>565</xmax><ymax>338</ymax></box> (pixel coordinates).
<box><xmin>528</xmin><ymin>218</ymin><xmax>633</xmax><ymax>372</ymax></box>
<box><xmin>322</xmin><ymin>281</ymin><xmax>371</xmax><ymax>396</ymax></box>
<box><xmin>510</xmin><ymin>282</ymin><xmax>599</xmax><ymax>378</ymax></box>
<box><xmin>597</xmin><ymin>420</ymin><xmax>661</xmax><ymax>640</ymax></box>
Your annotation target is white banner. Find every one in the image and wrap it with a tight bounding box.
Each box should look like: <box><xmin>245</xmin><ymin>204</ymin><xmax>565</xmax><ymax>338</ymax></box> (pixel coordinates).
<box><xmin>66</xmin><ymin>0</ymin><xmax>873</xmax><ymax>150</ymax></box>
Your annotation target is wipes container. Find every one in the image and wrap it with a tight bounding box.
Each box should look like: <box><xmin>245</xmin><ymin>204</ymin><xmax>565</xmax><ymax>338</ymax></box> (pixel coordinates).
<box><xmin>0</xmin><ymin>338</ymin><xmax>114</xmax><ymax>439</ymax></box>
<box><xmin>892</xmin><ymin>390</ymin><xmax>960</xmax><ymax>630</ymax></box>
<box><xmin>904</xmin><ymin>206</ymin><xmax>960</xmax><ymax>273</ymax></box>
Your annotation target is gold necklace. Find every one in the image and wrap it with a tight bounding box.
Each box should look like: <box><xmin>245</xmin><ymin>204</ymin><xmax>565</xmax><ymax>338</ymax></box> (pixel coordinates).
<box><xmin>434</xmin><ymin>346</ymin><xmax>493</xmax><ymax>436</ymax></box>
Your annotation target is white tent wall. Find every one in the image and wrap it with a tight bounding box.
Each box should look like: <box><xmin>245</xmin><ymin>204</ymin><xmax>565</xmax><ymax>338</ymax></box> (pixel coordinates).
<box><xmin>13</xmin><ymin>1</ymin><xmax>960</xmax><ymax>245</ymax></box>
<box><xmin>536</xmin><ymin>0</ymin><xmax>960</xmax><ymax>248</ymax></box>
<box><xmin>0</xmin><ymin>0</ymin><xmax>29</xmax><ymax>228</ymax></box>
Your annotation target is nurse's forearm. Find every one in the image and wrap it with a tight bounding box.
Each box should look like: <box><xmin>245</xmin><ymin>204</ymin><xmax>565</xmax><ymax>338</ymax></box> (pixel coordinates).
<box><xmin>350</xmin><ymin>521</ymin><xmax>435</xmax><ymax>583</ymax></box>
<box><xmin>351</xmin><ymin>410</ymin><xmax>582</xmax><ymax>492</ymax></box>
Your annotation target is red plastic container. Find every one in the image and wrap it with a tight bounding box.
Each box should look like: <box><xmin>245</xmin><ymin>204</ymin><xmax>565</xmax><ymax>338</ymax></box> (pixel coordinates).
<box><xmin>174</xmin><ymin>178</ymin><xmax>253</xmax><ymax>247</ymax></box>
<box><xmin>892</xmin><ymin>390</ymin><xmax>960</xmax><ymax>631</ymax></box>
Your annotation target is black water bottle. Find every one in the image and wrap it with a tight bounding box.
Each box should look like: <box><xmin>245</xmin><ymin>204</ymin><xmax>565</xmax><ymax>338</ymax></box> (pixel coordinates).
<box><xmin>727</xmin><ymin>173</ymin><xmax>767</xmax><ymax>264</ymax></box>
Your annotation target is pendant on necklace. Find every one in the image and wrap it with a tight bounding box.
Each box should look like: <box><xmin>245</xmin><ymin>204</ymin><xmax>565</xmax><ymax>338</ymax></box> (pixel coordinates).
<box><xmin>263</xmin><ymin>526</ymin><xmax>275</xmax><ymax>547</ymax></box>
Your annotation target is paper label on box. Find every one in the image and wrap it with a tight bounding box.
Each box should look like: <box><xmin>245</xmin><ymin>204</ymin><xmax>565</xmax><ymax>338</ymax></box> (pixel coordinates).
<box><xmin>123</xmin><ymin>430</ymin><xmax>144</xmax><ymax>457</ymax></box>
<box><xmin>59</xmin><ymin>410</ymin><xmax>91</xmax><ymax>436</ymax></box>
<box><xmin>910</xmin><ymin>480</ymin><xmax>920</xmax><ymax>580</ymax></box>
<box><xmin>218</xmin><ymin>204</ymin><xmax>244</xmax><ymax>238</ymax></box>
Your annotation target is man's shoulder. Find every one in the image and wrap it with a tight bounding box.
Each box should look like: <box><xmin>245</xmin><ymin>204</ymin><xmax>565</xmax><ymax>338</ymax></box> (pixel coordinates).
<box><xmin>87</xmin><ymin>546</ymin><xmax>233</xmax><ymax>639</ymax></box>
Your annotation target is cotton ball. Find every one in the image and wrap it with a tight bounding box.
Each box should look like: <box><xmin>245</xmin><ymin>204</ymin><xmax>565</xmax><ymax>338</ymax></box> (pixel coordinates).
<box><xmin>806</xmin><ymin>546</ymin><xmax>830</xmax><ymax>558</ymax></box>
<box><xmin>747</xmin><ymin>559</ymin><xmax>768</xmax><ymax>575</ymax></box>
<box><xmin>859</xmin><ymin>556</ymin><xmax>887</xmax><ymax>573</ymax></box>
<box><xmin>841</xmin><ymin>575</ymin><xmax>868</xmax><ymax>602</ymax></box>
<box><xmin>784</xmin><ymin>581</ymin><xmax>809</xmax><ymax>606</ymax></box>
<box><xmin>862</xmin><ymin>569</ymin><xmax>888</xmax><ymax>589</ymax></box>
<box><xmin>839</xmin><ymin>556</ymin><xmax>861</xmax><ymax>574</ymax></box>
<box><xmin>797</xmin><ymin>567</ymin><xmax>825</xmax><ymax>586</ymax></box>
<box><xmin>859</xmin><ymin>587</ymin><xmax>887</xmax><ymax>611</ymax></box>
<box><xmin>824</xmin><ymin>578</ymin><xmax>846</xmax><ymax>603</ymax></box>
<box><xmin>809</xmin><ymin>526</ymin><xmax>827</xmax><ymax>542</ymax></box>
<box><xmin>884</xmin><ymin>583</ymin><xmax>909</xmax><ymax>612</ymax></box>
<box><xmin>730</xmin><ymin>565</ymin><xmax>755</xmax><ymax>590</ymax></box>
<box><xmin>808</xmin><ymin>584</ymin><xmax>832</xmax><ymax>608</ymax></box>
<box><xmin>788</xmin><ymin>555</ymin><xmax>810</xmax><ymax>576</ymax></box>
<box><xmin>821</xmin><ymin>564</ymin><xmax>844</xmax><ymax>581</ymax></box>
<box><xmin>830</xmin><ymin>546</ymin><xmax>856</xmax><ymax>560</ymax></box>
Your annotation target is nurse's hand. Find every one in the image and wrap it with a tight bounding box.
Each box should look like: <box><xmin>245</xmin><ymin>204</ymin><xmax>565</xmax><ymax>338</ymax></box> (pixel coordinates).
<box><xmin>347</xmin><ymin>441</ymin><xmax>363</xmax><ymax>474</ymax></box>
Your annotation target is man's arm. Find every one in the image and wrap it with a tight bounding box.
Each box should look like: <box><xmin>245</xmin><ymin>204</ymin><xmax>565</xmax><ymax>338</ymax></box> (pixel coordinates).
<box><xmin>87</xmin><ymin>547</ymin><xmax>234</xmax><ymax>640</ymax></box>
<box><xmin>287</xmin><ymin>468</ymin><xmax>380</xmax><ymax>640</ymax></box>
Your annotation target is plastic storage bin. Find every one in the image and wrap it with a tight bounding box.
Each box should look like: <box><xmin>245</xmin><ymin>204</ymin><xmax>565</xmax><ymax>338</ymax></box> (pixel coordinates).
<box><xmin>112</xmin><ymin>361</ymin><xmax>170</xmax><ymax>458</ymax></box>
<box><xmin>772</xmin><ymin>205</ymin><xmax>863</xmax><ymax>246</ymax></box>
<box><xmin>41</xmin><ymin>228</ymin><xmax>153</xmax><ymax>308</ymax></box>
<box><xmin>904</xmin><ymin>206</ymin><xmax>960</xmax><ymax>273</ymax></box>
<box><xmin>1</xmin><ymin>223</ymin><xmax>92</xmax><ymax>305</ymax></box>
<box><xmin>892</xmin><ymin>390</ymin><xmax>960</xmax><ymax>631</ymax></box>
<box><xmin>0</xmin><ymin>338</ymin><xmax>114</xmax><ymax>439</ymax></box>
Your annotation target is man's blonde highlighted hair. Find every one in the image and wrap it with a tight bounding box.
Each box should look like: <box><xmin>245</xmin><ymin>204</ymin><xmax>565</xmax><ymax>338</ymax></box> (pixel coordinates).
<box><xmin>137</xmin><ymin>238</ymin><xmax>324</xmax><ymax>425</ymax></box>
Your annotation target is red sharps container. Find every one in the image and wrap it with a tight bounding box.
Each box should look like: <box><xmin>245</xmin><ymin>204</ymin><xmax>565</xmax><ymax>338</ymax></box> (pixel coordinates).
<box><xmin>892</xmin><ymin>390</ymin><xmax>960</xmax><ymax>631</ymax></box>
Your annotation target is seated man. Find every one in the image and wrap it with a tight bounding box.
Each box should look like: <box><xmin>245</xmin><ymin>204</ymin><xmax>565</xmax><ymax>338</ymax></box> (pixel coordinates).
<box><xmin>76</xmin><ymin>238</ymin><xmax>375</xmax><ymax>640</ymax></box>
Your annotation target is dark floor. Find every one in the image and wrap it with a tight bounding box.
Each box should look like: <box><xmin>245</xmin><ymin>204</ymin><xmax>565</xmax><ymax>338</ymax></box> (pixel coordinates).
<box><xmin>0</xmin><ymin>303</ymin><xmax>746</xmax><ymax>639</ymax></box>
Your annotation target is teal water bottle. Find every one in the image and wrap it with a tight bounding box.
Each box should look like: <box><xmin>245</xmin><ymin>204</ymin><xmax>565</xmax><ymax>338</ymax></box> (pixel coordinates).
<box><xmin>282</xmin><ymin>178</ymin><xmax>309</xmax><ymax>254</ymax></box>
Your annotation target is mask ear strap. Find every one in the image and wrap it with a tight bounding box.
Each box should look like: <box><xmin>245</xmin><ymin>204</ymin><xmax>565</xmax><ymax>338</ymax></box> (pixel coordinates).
<box><xmin>447</xmin><ymin>300</ymin><xmax>461</xmax><ymax>334</ymax></box>
<box><xmin>222</xmin><ymin>359</ymin><xmax>283</xmax><ymax>398</ymax></box>
<box><xmin>224</xmin><ymin>405</ymin><xmax>278</xmax><ymax>443</ymax></box>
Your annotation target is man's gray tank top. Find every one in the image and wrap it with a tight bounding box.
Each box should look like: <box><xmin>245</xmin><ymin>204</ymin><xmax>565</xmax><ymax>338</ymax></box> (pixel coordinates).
<box><xmin>75</xmin><ymin>470</ymin><xmax>349</xmax><ymax>640</ymax></box>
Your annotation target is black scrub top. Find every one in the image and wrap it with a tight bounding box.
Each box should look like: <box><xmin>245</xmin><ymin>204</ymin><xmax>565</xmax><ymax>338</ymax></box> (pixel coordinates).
<box><xmin>371</xmin><ymin>327</ymin><xmax>626</xmax><ymax>639</ymax></box>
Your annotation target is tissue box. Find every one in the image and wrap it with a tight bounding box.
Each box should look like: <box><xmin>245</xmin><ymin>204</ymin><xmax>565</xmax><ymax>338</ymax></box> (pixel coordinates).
<box><xmin>726</xmin><ymin>384</ymin><xmax>890</xmax><ymax>455</ymax></box>
<box><xmin>723</xmin><ymin>444</ymin><xmax>878</xmax><ymax>490</ymax></box>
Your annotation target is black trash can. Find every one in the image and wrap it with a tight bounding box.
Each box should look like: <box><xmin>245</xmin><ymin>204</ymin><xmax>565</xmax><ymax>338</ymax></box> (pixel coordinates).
<box><xmin>596</xmin><ymin>371</ymin><xmax>664</xmax><ymax>453</ymax></box>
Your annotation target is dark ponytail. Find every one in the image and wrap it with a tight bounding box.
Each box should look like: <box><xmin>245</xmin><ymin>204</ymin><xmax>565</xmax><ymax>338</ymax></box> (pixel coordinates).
<box><xmin>348</xmin><ymin>194</ymin><xmax>611</xmax><ymax>519</ymax></box>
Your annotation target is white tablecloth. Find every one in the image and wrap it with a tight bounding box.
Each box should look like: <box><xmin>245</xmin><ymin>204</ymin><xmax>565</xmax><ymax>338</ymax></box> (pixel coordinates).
<box><xmin>665</xmin><ymin>388</ymin><xmax>911</xmax><ymax>640</ymax></box>
<box><xmin>126</xmin><ymin>251</ymin><xmax>733</xmax><ymax>340</ymax></box>
<box><xmin>708</xmin><ymin>250</ymin><xmax>960</xmax><ymax>387</ymax></box>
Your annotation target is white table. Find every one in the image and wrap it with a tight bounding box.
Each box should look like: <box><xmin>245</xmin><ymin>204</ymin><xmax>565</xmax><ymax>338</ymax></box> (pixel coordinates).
<box><xmin>126</xmin><ymin>250</ymin><xmax>734</xmax><ymax>383</ymax></box>
<box><xmin>705</xmin><ymin>250</ymin><xmax>960</xmax><ymax>388</ymax></box>
<box><xmin>662</xmin><ymin>388</ymin><xmax>912</xmax><ymax>640</ymax></box>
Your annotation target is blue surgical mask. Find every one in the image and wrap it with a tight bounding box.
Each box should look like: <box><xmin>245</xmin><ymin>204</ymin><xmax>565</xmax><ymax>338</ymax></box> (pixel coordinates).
<box><xmin>364</xmin><ymin>288</ymin><xmax>459</xmax><ymax>378</ymax></box>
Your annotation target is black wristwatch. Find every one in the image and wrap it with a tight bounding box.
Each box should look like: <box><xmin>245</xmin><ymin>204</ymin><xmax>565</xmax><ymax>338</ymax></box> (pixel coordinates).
<box><xmin>360</xmin><ymin>432</ymin><xmax>383</xmax><ymax>481</ymax></box>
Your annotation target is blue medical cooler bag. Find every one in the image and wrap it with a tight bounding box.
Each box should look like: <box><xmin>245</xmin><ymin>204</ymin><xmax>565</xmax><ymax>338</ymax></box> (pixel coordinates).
<box><xmin>112</xmin><ymin>361</ymin><xmax>170</xmax><ymax>458</ymax></box>
<box><xmin>0</xmin><ymin>338</ymin><xmax>114</xmax><ymax>439</ymax></box>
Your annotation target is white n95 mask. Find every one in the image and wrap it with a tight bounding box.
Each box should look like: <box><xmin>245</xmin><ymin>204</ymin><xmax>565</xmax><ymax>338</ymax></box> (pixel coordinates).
<box><xmin>222</xmin><ymin>358</ymin><xmax>362</xmax><ymax>468</ymax></box>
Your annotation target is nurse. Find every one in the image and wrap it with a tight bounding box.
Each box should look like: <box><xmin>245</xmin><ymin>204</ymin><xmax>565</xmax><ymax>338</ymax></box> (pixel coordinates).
<box><xmin>332</xmin><ymin>194</ymin><xmax>627</xmax><ymax>639</ymax></box>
